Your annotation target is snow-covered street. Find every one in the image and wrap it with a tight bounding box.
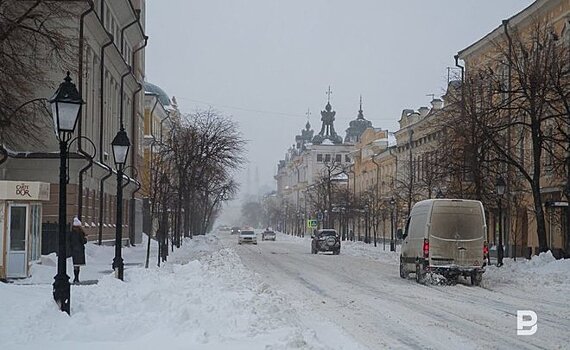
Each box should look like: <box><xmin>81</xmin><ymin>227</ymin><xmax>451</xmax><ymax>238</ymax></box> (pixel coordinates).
<box><xmin>0</xmin><ymin>231</ymin><xmax>568</xmax><ymax>350</ymax></box>
<box><xmin>226</xmin><ymin>231</ymin><xmax>570</xmax><ymax>350</ymax></box>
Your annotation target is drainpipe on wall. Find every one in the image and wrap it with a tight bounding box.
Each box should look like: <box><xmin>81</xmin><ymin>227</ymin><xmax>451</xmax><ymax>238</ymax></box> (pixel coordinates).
<box><xmin>128</xmin><ymin>37</ymin><xmax>147</xmax><ymax>244</ymax></box>
<box><xmin>97</xmin><ymin>27</ymin><xmax>114</xmax><ymax>245</ymax></box>
<box><xmin>130</xmin><ymin>36</ymin><xmax>148</xmax><ymax>169</ymax></box>
<box><xmin>120</xmin><ymin>13</ymin><xmax>140</xmax><ymax>56</ymax></box>
<box><xmin>76</xmin><ymin>0</ymin><xmax>94</xmax><ymax>221</ymax></box>
<box><xmin>126</xmin><ymin>0</ymin><xmax>146</xmax><ymax>48</ymax></box>
<box><xmin>119</xmin><ymin>67</ymin><xmax>131</xmax><ymax>128</ymax></box>
<box><xmin>453</xmin><ymin>54</ymin><xmax>465</xmax><ymax>84</ymax></box>
<box><xmin>503</xmin><ymin>18</ymin><xmax>513</xmax><ymax>257</ymax></box>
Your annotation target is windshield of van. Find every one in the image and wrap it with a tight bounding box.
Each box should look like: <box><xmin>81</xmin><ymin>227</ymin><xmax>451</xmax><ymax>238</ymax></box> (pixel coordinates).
<box><xmin>429</xmin><ymin>202</ymin><xmax>484</xmax><ymax>240</ymax></box>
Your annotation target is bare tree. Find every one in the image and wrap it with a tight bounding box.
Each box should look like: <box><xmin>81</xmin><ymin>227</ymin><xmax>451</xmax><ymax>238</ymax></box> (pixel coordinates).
<box><xmin>0</xmin><ymin>0</ymin><xmax>80</xmax><ymax>147</ymax></box>
<box><xmin>160</xmin><ymin>109</ymin><xmax>245</xmax><ymax>238</ymax></box>
<box><xmin>450</xmin><ymin>20</ymin><xmax>570</xmax><ymax>253</ymax></box>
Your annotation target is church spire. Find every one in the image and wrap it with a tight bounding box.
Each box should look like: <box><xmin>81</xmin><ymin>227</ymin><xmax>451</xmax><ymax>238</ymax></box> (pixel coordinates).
<box><xmin>344</xmin><ymin>95</ymin><xmax>372</xmax><ymax>144</ymax></box>
<box><xmin>357</xmin><ymin>95</ymin><xmax>364</xmax><ymax>120</ymax></box>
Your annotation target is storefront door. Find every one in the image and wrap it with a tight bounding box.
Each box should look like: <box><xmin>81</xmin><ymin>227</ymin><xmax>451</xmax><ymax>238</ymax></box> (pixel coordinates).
<box><xmin>7</xmin><ymin>204</ymin><xmax>28</xmax><ymax>278</ymax></box>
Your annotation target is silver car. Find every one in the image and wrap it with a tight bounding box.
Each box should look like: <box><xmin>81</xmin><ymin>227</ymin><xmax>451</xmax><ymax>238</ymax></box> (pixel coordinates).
<box><xmin>238</xmin><ymin>230</ymin><xmax>257</xmax><ymax>245</ymax></box>
<box><xmin>262</xmin><ymin>230</ymin><xmax>276</xmax><ymax>241</ymax></box>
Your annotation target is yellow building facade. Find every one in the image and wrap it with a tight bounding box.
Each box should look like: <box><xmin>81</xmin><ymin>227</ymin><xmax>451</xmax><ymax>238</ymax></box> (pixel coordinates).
<box><xmin>458</xmin><ymin>0</ymin><xmax>570</xmax><ymax>257</ymax></box>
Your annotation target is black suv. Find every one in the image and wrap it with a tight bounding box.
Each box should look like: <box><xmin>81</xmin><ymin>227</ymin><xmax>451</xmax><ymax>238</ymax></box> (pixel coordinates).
<box><xmin>311</xmin><ymin>229</ymin><xmax>340</xmax><ymax>255</ymax></box>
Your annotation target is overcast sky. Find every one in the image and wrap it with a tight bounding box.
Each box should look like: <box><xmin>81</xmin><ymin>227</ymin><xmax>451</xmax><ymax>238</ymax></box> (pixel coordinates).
<box><xmin>145</xmin><ymin>0</ymin><xmax>534</xmax><ymax>194</ymax></box>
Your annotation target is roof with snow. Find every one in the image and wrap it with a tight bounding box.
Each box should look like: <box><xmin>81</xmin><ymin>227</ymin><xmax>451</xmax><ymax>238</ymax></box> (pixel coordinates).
<box><xmin>144</xmin><ymin>81</ymin><xmax>171</xmax><ymax>106</ymax></box>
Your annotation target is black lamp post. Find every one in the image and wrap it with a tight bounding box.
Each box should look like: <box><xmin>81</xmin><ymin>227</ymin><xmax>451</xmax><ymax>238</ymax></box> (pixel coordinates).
<box><xmin>363</xmin><ymin>205</ymin><xmax>369</xmax><ymax>243</ymax></box>
<box><xmin>496</xmin><ymin>176</ymin><xmax>506</xmax><ymax>266</ymax></box>
<box><xmin>389</xmin><ymin>197</ymin><xmax>396</xmax><ymax>251</ymax></box>
<box><xmin>566</xmin><ymin>151</ymin><xmax>570</xmax><ymax>256</ymax></box>
<box><xmin>50</xmin><ymin>72</ymin><xmax>84</xmax><ymax>314</ymax></box>
<box><xmin>159</xmin><ymin>173</ymin><xmax>169</xmax><ymax>265</ymax></box>
<box><xmin>111</xmin><ymin>128</ymin><xmax>130</xmax><ymax>280</ymax></box>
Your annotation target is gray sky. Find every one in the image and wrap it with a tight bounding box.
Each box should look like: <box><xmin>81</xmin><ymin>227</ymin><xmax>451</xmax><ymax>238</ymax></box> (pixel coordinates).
<box><xmin>146</xmin><ymin>0</ymin><xmax>534</xmax><ymax>193</ymax></box>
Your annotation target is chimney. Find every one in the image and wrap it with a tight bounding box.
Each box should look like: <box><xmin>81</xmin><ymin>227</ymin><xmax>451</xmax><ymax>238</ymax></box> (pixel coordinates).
<box><xmin>401</xmin><ymin>109</ymin><xmax>414</xmax><ymax>119</ymax></box>
<box><xmin>418</xmin><ymin>106</ymin><xmax>429</xmax><ymax>117</ymax></box>
<box><xmin>399</xmin><ymin>109</ymin><xmax>414</xmax><ymax>128</ymax></box>
<box><xmin>431</xmin><ymin>98</ymin><xmax>443</xmax><ymax>110</ymax></box>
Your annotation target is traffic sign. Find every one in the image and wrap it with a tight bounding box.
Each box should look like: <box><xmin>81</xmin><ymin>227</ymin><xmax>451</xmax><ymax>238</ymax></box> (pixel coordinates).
<box><xmin>307</xmin><ymin>219</ymin><xmax>318</xmax><ymax>228</ymax></box>
<box><xmin>317</xmin><ymin>212</ymin><xmax>323</xmax><ymax>221</ymax></box>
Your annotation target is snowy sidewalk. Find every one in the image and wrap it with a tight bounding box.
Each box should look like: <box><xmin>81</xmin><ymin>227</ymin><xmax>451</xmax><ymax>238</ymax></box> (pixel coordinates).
<box><xmin>0</xmin><ymin>235</ymin><xmax>361</xmax><ymax>350</ymax></box>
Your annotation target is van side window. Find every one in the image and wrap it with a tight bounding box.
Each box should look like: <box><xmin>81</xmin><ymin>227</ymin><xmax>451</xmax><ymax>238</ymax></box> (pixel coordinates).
<box><xmin>409</xmin><ymin>213</ymin><xmax>428</xmax><ymax>238</ymax></box>
<box><xmin>404</xmin><ymin>217</ymin><xmax>411</xmax><ymax>238</ymax></box>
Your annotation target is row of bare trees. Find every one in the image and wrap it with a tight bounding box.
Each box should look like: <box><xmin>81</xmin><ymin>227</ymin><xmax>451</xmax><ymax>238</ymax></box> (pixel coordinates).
<box><xmin>268</xmin><ymin>161</ymin><xmax>396</xmax><ymax>246</ymax></box>
<box><xmin>146</xmin><ymin>109</ymin><xmax>245</xmax><ymax>264</ymax></box>
<box><xmin>272</xmin><ymin>21</ymin><xmax>570</xmax><ymax>256</ymax></box>
<box><xmin>419</xmin><ymin>20</ymin><xmax>570</xmax><ymax>255</ymax></box>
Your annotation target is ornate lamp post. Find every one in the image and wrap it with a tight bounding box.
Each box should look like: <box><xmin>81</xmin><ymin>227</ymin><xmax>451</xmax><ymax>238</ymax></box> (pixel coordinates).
<box><xmin>564</xmin><ymin>149</ymin><xmax>570</xmax><ymax>257</ymax></box>
<box><xmin>111</xmin><ymin>128</ymin><xmax>130</xmax><ymax>280</ymax></box>
<box><xmin>496</xmin><ymin>176</ymin><xmax>506</xmax><ymax>266</ymax></box>
<box><xmin>389</xmin><ymin>197</ymin><xmax>396</xmax><ymax>251</ymax></box>
<box><xmin>363</xmin><ymin>205</ymin><xmax>369</xmax><ymax>243</ymax></box>
<box><xmin>159</xmin><ymin>174</ymin><xmax>170</xmax><ymax>265</ymax></box>
<box><xmin>50</xmin><ymin>72</ymin><xmax>84</xmax><ymax>314</ymax></box>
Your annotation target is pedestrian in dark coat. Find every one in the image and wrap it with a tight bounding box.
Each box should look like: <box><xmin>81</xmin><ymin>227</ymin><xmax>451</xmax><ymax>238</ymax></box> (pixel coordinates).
<box><xmin>70</xmin><ymin>217</ymin><xmax>87</xmax><ymax>283</ymax></box>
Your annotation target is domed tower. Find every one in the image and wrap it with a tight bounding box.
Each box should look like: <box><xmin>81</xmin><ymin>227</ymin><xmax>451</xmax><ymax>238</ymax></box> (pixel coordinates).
<box><xmin>312</xmin><ymin>87</ymin><xmax>343</xmax><ymax>145</ymax></box>
<box><xmin>345</xmin><ymin>95</ymin><xmax>372</xmax><ymax>144</ymax></box>
<box><xmin>295</xmin><ymin>117</ymin><xmax>314</xmax><ymax>151</ymax></box>
<box><xmin>144</xmin><ymin>81</ymin><xmax>172</xmax><ymax>107</ymax></box>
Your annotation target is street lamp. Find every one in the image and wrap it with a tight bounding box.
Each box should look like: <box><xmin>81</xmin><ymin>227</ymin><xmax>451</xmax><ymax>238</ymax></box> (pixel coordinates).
<box><xmin>111</xmin><ymin>128</ymin><xmax>130</xmax><ymax>280</ymax></box>
<box><xmin>566</xmin><ymin>150</ymin><xmax>570</xmax><ymax>258</ymax></box>
<box><xmin>363</xmin><ymin>205</ymin><xmax>369</xmax><ymax>243</ymax></box>
<box><xmin>50</xmin><ymin>72</ymin><xmax>84</xmax><ymax>314</ymax></box>
<box><xmin>436</xmin><ymin>189</ymin><xmax>444</xmax><ymax>199</ymax></box>
<box><xmin>389</xmin><ymin>197</ymin><xmax>396</xmax><ymax>251</ymax></box>
<box><xmin>158</xmin><ymin>174</ymin><xmax>170</xmax><ymax>265</ymax></box>
<box><xmin>496</xmin><ymin>176</ymin><xmax>506</xmax><ymax>266</ymax></box>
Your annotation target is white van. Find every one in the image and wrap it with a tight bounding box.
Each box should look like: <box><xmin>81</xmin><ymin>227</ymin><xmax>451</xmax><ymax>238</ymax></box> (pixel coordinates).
<box><xmin>399</xmin><ymin>199</ymin><xmax>486</xmax><ymax>285</ymax></box>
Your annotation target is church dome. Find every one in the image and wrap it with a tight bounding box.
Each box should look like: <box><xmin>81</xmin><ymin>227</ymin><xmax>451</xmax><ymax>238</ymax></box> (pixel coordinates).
<box><xmin>144</xmin><ymin>81</ymin><xmax>171</xmax><ymax>106</ymax></box>
<box><xmin>345</xmin><ymin>96</ymin><xmax>372</xmax><ymax>143</ymax></box>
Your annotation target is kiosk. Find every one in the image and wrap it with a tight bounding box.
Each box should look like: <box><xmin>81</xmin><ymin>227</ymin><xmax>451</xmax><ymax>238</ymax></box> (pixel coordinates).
<box><xmin>0</xmin><ymin>181</ymin><xmax>50</xmax><ymax>279</ymax></box>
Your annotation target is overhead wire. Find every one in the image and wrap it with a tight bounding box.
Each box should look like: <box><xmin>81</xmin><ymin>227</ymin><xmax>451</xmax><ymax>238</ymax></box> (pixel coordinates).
<box><xmin>174</xmin><ymin>96</ymin><xmax>400</xmax><ymax>122</ymax></box>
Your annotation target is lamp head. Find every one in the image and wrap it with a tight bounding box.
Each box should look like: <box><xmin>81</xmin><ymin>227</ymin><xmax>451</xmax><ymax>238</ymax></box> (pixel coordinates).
<box><xmin>496</xmin><ymin>176</ymin><xmax>506</xmax><ymax>196</ymax></box>
<box><xmin>49</xmin><ymin>72</ymin><xmax>84</xmax><ymax>140</ymax></box>
<box><xmin>111</xmin><ymin>128</ymin><xmax>130</xmax><ymax>167</ymax></box>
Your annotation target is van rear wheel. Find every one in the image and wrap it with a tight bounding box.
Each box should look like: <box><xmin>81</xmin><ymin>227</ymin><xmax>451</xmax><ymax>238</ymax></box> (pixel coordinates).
<box><xmin>415</xmin><ymin>264</ymin><xmax>425</xmax><ymax>284</ymax></box>
<box><xmin>399</xmin><ymin>259</ymin><xmax>408</xmax><ymax>279</ymax></box>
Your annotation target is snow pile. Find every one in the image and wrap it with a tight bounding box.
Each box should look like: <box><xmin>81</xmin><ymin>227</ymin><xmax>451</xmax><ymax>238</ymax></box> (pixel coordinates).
<box><xmin>340</xmin><ymin>240</ymin><xmax>400</xmax><ymax>264</ymax></box>
<box><xmin>0</xmin><ymin>235</ymin><xmax>347</xmax><ymax>350</ymax></box>
<box><xmin>484</xmin><ymin>251</ymin><xmax>570</xmax><ymax>291</ymax></box>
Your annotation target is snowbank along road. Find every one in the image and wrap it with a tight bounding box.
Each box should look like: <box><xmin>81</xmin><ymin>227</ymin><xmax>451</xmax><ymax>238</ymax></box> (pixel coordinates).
<box><xmin>224</xmin><ymin>230</ymin><xmax>569</xmax><ymax>350</ymax></box>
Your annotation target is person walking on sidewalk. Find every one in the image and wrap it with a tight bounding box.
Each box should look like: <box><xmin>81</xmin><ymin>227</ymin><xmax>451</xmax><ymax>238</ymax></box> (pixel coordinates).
<box><xmin>70</xmin><ymin>217</ymin><xmax>87</xmax><ymax>283</ymax></box>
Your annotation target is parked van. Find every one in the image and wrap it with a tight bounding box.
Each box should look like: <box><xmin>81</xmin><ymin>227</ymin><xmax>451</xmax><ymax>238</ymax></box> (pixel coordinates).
<box><xmin>399</xmin><ymin>199</ymin><xmax>486</xmax><ymax>285</ymax></box>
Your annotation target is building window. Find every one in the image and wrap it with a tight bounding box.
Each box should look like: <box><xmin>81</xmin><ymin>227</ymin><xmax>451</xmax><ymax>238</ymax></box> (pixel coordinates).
<box><xmin>345</xmin><ymin>155</ymin><xmax>351</xmax><ymax>163</ymax></box>
<box><xmin>317</xmin><ymin>154</ymin><xmax>323</xmax><ymax>162</ymax></box>
<box><xmin>335</xmin><ymin>154</ymin><xmax>342</xmax><ymax>163</ymax></box>
<box><xmin>325</xmin><ymin>154</ymin><xmax>331</xmax><ymax>162</ymax></box>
